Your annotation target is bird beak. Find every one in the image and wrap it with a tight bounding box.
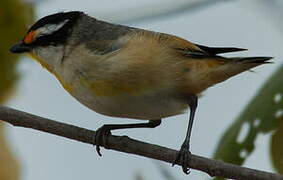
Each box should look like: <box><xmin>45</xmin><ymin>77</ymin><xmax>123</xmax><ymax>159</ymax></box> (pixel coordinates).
<box><xmin>10</xmin><ymin>41</ymin><xmax>31</xmax><ymax>53</ymax></box>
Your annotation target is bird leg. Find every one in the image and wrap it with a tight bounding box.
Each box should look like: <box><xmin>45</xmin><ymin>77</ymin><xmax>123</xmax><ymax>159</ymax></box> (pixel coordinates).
<box><xmin>95</xmin><ymin>119</ymin><xmax>161</xmax><ymax>156</ymax></box>
<box><xmin>172</xmin><ymin>94</ymin><xmax>198</xmax><ymax>174</ymax></box>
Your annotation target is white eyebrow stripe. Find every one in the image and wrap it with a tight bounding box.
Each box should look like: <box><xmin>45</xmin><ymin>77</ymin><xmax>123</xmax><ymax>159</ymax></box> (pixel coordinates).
<box><xmin>37</xmin><ymin>19</ymin><xmax>69</xmax><ymax>36</ymax></box>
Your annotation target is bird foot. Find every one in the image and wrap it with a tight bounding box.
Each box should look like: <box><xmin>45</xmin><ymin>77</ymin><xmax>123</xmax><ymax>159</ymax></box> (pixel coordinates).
<box><xmin>172</xmin><ymin>143</ymin><xmax>192</xmax><ymax>174</ymax></box>
<box><xmin>94</xmin><ymin>125</ymin><xmax>112</xmax><ymax>156</ymax></box>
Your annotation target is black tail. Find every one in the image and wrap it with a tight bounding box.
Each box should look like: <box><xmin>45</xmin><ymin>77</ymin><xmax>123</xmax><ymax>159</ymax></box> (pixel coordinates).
<box><xmin>207</xmin><ymin>56</ymin><xmax>273</xmax><ymax>85</ymax></box>
<box><xmin>233</xmin><ymin>56</ymin><xmax>273</xmax><ymax>64</ymax></box>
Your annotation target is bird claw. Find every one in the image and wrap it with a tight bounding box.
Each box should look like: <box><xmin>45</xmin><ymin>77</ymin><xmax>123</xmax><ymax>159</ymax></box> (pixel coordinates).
<box><xmin>172</xmin><ymin>144</ymin><xmax>192</xmax><ymax>174</ymax></box>
<box><xmin>94</xmin><ymin>125</ymin><xmax>112</xmax><ymax>156</ymax></box>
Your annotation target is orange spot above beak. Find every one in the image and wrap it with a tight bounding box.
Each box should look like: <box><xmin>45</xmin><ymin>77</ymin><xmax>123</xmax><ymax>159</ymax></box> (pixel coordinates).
<box><xmin>24</xmin><ymin>31</ymin><xmax>36</xmax><ymax>44</ymax></box>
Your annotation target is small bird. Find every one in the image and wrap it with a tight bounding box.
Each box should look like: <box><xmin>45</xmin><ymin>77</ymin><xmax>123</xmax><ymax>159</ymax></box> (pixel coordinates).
<box><xmin>10</xmin><ymin>11</ymin><xmax>272</xmax><ymax>174</ymax></box>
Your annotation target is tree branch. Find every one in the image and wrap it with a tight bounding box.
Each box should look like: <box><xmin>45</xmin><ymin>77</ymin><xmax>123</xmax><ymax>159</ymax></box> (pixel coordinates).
<box><xmin>0</xmin><ymin>106</ymin><xmax>282</xmax><ymax>180</ymax></box>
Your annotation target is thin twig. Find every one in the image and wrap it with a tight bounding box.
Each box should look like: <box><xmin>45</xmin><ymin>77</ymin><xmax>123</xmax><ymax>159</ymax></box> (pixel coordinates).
<box><xmin>0</xmin><ymin>106</ymin><xmax>282</xmax><ymax>180</ymax></box>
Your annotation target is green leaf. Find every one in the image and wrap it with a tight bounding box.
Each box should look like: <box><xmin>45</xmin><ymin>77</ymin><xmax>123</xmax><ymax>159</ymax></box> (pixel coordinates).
<box><xmin>213</xmin><ymin>64</ymin><xmax>283</xmax><ymax>178</ymax></box>
<box><xmin>271</xmin><ymin>118</ymin><xmax>283</xmax><ymax>173</ymax></box>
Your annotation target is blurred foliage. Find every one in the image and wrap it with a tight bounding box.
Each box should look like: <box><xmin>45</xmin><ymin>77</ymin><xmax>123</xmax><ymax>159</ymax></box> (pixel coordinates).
<box><xmin>134</xmin><ymin>173</ymin><xmax>146</xmax><ymax>180</ymax></box>
<box><xmin>0</xmin><ymin>0</ymin><xmax>34</xmax><ymax>180</ymax></box>
<box><xmin>0</xmin><ymin>123</ymin><xmax>19</xmax><ymax>180</ymax></box>
<box><xmin>271</xmin><ymin>117</ymin><xmax>283</xmax><ymax>173</ymax></box>
<box><xmin>134</xmin><ymin>162</ymin><xmax>178</xmax><ymax>180</ymax></box>
<box><xmin>213</xmin><ymin>64</ymin><xmax>283</xmax><ymax>179</ymax></box>
<box><xmin>0</xmin><ymin>0</ymin><xmax>33</xmax><ymax>102</ymax></box>
<box><xmin>154</xmin><ymin>162</ymin><xmax>178</xmax><ymax>180</ymax></box>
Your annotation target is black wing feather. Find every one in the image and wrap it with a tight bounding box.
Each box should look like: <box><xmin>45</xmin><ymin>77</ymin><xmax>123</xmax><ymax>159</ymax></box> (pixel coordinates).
<box><xmin>176</xmin><ymin>44</ymin><xmax>247</xmax><ymax>58</ymax></box>
<box><xmin>195</xmin><ymin>44</ymin><xmax>247</xmax><ymax>56</ymax></box>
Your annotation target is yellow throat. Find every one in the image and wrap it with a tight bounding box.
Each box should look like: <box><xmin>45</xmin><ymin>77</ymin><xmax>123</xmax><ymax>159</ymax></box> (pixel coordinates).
<box><xmin>28</xmin><ymin>53</ymin><xmax>73</xmax><ymax>93</ymax></box>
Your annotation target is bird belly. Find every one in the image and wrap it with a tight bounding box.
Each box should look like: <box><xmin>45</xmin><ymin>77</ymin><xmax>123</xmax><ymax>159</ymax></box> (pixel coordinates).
<box><xmin>70</xmin><ymin>81</ymin><xmax>188</xmax><ymax>120</ymax></box>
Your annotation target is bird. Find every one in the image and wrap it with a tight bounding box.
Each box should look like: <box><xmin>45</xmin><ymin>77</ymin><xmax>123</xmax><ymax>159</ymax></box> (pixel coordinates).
<box><xmin>10</xmin><ymin>11</ymin><xmax>272</xmax><ymax>174</ymax></box>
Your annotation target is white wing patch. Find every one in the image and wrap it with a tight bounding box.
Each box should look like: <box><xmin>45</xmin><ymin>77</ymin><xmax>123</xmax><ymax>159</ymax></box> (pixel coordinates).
<box><xmin>37</xmin><ymin>19</ymin><xmax>69</xmax><ymax>37</ymax></box>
